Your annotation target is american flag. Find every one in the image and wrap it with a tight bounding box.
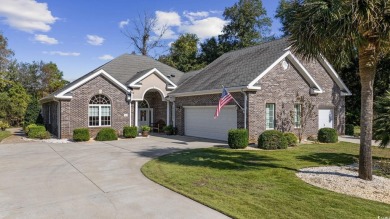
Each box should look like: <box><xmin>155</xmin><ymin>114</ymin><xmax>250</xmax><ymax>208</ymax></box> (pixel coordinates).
<box><xmin>214</xmin><ymin>87</ymin><xmax>233</xmax><ymax>119</ymax></box>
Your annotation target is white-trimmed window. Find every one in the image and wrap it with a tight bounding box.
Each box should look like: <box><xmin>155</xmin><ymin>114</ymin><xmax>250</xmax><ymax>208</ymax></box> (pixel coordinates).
<box><xmin>265</xmin><ymin>103</ymin><xmax>275</xmax><ymax>130</ymax></box>
<box><xmin>88</xmin><ymin>94</ymin><xmax>111</xmax><ymax>127</ymax></box>
<box><xmin>294</xmin><ymin>104</ymin><xmax>302</xmax><ymax>128</ymax></box>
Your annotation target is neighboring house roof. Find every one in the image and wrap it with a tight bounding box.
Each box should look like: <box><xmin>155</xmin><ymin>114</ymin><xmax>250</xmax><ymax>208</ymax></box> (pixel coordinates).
<box><xmin>40</xmin><ymin>54</ymin><xmax>184</xmax><ymax>102</ymax></box>
<box><xmin>177</xmin><ymin>69</ymin><xmax>203</xmax><ymax>84</ymax></box>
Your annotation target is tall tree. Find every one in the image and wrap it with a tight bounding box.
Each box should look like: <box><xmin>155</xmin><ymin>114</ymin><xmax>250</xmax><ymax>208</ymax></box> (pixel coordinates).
<box><xmin>199</xmin><ymin>37</ymin><xmax>224</xmax><ymax>65</ymax></box>
<box><xmin>278</xmin><ymin>0</ymin><xmax>390</xmax><ymax>180</ymax></box>
<box><xmin>373</xmin><ymin>90</ymin><xmax>390</xmax><ymax>148</ymax></box>
<box><xmin>0</xmin><ymin>33</ymin><xmax>14</xmax><ymax>72</ymax></box>
<box><xmin>40</xmin><ymin>62</ymin><xmax>68</xmax><ymax>98</ymax></box>
<box><xmin>122</xmin><ymin>13</ymin><xmax>167</xmax><ymax>56</ymax></box>
<box><xmin>159</xmin><ymin>33</ymin><xmax>204</xmax><ymax>72</ymax></box>
<box><xmin>219</xmin><ymin>0</ymin><xmax>271</xmax><ymax>51</ymax></box>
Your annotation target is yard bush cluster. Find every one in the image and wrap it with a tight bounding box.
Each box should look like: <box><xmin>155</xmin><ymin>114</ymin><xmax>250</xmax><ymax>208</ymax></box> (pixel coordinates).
<box><xmin>0</xmin><ymin>121</ymin><xmax>10</xmax><ymax>131</ymax></box>
<box><xmin>27</xmin><ymin>125</ymin><xmax>50</xmax><ymax>139</ymax></box>
<box><xmin>96</xmin><ymin>128</ymin><xmax>118</xmax><ymax>141</ymax></box>
<box><xmin>318</xmin><ymin>128</ymin><xmax>338</xmax><ymax>143</ymax></box>
<box><xmin>123</xmin><ymin>126</ymin><xmax>138</xmax><ymax>138</ymax></box>
<box><xmin>228</xmin><ymin>129</ymin><xmax>248</xmax><ymax>149</ymax></box>
<box><xmin>283</xmin><ymin>132</ymin><xmax>298</xmax><ymax>147</ymax></box>
<box><xmin>258</xmin><ymin>130</ymin><xmax>288</xmax><ymax>150</ymax></box>
<box><xmin>73</xmin><ymin>128</ymin><xmax>90</xmax><ymax>141</ymax></box>
<box><xmin>345</xmin><ymin>124</ymin><xmax>354</xmax><ymax>136</ymax></box>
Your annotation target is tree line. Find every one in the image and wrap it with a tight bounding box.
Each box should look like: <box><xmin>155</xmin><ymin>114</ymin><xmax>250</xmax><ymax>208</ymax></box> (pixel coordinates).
<box><xmin>0</xmin><ymin>34</ymin><xmax>68</xmax><ymax>126</ymax></box>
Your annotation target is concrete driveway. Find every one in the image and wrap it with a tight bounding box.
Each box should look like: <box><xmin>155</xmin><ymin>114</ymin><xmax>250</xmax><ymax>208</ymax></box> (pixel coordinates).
<box><xmin>0</xmin><ymin>135</ymin><xmax>229</xmax><ymax>218</ymax></box>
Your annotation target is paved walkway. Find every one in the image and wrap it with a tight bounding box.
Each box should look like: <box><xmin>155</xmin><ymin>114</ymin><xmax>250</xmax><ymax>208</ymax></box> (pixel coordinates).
<box><xmin>0</xmin><ymin>135</ymin><xmax>229</xmax><ymax>218</ymax></box>
<box><xmin>0</xmin><ymin>127</ymin><xmax>26</xmax><ymax>144</ymax></box>
<box><xmin>338</xmin><ymin>136</ymin><xmax>381</xmax><ymax>146</ymax></box>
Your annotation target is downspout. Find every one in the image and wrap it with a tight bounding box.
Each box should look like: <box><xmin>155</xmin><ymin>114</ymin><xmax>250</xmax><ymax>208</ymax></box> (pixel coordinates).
<box><xmin>241</xmin><ymin>90</ymin><xmax>247</xmax><ymax>129</ymax></box>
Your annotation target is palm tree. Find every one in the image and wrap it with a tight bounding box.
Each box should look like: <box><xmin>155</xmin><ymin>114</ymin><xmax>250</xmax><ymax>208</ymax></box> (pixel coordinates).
<box><xmin>373</xmin><ymin>91</ymin><xmax>390</xmax><ymax>148</ymax></box>
<box><xmin>278</xmin><ymin>0</ymin><xmax>390</xmax><ymax>180</ymax></box>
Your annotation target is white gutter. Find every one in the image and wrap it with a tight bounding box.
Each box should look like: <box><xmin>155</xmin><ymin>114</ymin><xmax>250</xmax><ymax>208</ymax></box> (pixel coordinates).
<box><xmin>169</xmin><ymin>86</ymin><xmax>260</xmax><ymax>97</ymax></box>
<box><xmin>241</xmin><ymin>91</ymin><xmax>247</xmax><ymax>129</ymax></box>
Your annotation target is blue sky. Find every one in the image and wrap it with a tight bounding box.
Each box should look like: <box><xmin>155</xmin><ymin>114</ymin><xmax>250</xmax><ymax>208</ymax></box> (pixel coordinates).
<box><xmin>0</xmin><ymin>0</ymin><xmax>282</xmax><ymax>82</ymax></box>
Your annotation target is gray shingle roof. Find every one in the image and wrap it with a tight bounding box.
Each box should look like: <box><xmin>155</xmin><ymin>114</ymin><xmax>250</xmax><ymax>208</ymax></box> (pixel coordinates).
<box><xmin>171</xmin><ymin>37</ymin><xmax>291</xmax><ymax>94</ymax></box>
<box><xmin>43</xmin><ymin>54</ymin><xmax>184</xmax><ymax>99</ymax></box>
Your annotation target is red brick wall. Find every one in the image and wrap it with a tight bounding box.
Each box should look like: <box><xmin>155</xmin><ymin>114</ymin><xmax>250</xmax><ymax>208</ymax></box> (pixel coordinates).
<box><xmin>60</xmin><ymin>75</ymin><xmax>130</xmax><ymax>138</ymax></box>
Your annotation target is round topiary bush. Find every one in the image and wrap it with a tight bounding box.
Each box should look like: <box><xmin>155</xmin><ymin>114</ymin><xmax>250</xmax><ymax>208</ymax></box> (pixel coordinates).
<box><xmin>96</xmin><ymin>128</ymin><xmax>118</xmax><ymax>141</ymax></box>
<box><xmin>123</xmin><ymin>126</ymin><xmax>138</xmax><ymax>138</ymax></box>
<box><xmin>73</xmin><ymin>128</ymin><xmax>90</xmax><ymax>141</ymax></box>
<box><xmin>345</xmin><ymin>124</ymin><xmax>354</xmax><ymax>136</ymax></box>
<box><xmin>284</xmin><ymin>132</ymin><xmax>298</xmax><ymax>147</ymax></box>
<box><xmin>318</xmin><ymin>128</ymin><xmax>338</xmax><ymax>143</ymax></box>
<box><xmin>258</xmin><ymin>130</ymin><xmax>288</xmax><ymax>150</ymax></box>
<box><xmin>228</xmin><ymin>129</ymin><xmax>248</xmax><ymax>149</ymax></box>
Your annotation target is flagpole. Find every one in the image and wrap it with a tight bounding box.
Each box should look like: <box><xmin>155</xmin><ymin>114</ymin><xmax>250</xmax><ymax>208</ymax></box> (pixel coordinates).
<box><xmin>222</xmin><ymin>85</ymin><xmax>244</xmax><ymax>112</ymax></box>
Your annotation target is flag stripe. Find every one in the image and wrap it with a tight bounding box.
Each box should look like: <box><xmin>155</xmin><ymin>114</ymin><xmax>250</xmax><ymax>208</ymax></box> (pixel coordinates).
<box><xmin>214</xmin><ymin>88</ymin><xmax>234</xmax><ymax>119</ymax></box>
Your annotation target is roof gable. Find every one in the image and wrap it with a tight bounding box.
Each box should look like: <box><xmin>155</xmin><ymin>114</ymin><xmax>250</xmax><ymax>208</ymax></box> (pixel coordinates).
<box><xmin>128</xmin><ymin>68</ymin><xmax>177</xmax><ymax>90</ymax></box>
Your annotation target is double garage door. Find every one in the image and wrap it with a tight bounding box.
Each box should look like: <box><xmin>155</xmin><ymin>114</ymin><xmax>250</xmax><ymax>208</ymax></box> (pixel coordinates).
<box><xmin>184</xmin><ymin>106</ymin><xmax>237</xmax><ymax>141</ymax></box>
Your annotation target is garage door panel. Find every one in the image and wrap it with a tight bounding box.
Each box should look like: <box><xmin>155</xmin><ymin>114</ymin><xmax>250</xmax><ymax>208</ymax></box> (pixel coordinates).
<box><xmin>184</xmin><ymin>106</ymin><xmax>237</xmax><ymax>141</ymax></box>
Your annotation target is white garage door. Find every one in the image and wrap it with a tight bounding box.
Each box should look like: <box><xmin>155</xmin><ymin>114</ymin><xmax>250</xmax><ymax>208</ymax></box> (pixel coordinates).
<box><xmin>184</xmin><ymin>106</ymin><xmax>237</xmax><ymax>141</ymax></box>
<box><xmin>318</xmin><ymin>109</ymin><xmax>334</xmax><ymax>129</ymax></box>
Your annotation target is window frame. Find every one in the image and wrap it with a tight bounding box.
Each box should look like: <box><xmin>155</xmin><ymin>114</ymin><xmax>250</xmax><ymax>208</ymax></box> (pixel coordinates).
<box><xmin>294</xmin><ymin>103</ymin><xmax>302</xmax><ymax>128</ymax></box>
<box><xmin>265</xmin><ymin>103</ymin><xmax>275</xmax><ymax>130</ymax></box>
<box><xmin>88</xmin><ymin>95</ymin><xmax>112</xmax><ymax>127</ymax></box>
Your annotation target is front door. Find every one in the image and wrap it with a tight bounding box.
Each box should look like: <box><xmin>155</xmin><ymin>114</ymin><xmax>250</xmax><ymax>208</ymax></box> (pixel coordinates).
<box><xmin>138</xmin><ymin>108</ymin><xmax>150</xmax><ymax>127</ymax></box>
<box><xmin>318</xmin><ymin>109</ymin><xmax>334</xmax><ymax>129</ymax></box>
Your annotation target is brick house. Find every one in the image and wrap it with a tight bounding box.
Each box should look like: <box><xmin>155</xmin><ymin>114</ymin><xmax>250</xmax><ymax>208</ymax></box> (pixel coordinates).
<box><xmin>40</xmin><ymin>38</ymin><xmax>351</xmax><ymax>142</ymax></box>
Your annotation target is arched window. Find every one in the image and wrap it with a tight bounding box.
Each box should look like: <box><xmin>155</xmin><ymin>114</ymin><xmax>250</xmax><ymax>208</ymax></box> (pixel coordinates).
<box><xmin>88</xmin><ymin>94</ymin><xmax>111</xmax><ymax>127</ymax></box>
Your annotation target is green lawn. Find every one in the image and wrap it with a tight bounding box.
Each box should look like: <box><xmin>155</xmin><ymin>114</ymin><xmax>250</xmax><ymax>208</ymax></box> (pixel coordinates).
<box><xmin>142</xmin><ymin>142</ymin><xmax>390</xmax><ymax>219</ymax></box>
<box><xmin>0</xmin><ymin>130</ymin><xmax>11</xmax><ymax>142</ymax></box>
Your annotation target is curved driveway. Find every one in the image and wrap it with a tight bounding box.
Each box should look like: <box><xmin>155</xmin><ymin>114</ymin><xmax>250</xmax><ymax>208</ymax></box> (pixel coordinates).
<box><xmin>0</xmin><ymin>135</ymin><xmax>229</xmax><ymax>218</ymax></box>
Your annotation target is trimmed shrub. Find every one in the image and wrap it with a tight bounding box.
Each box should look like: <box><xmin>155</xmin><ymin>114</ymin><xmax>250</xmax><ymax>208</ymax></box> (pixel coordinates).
<box><xmin>96</xmin><ymin>128</ymin><xmax>118</xmax><ymax>141</ymax></box>
<box><xmin>25</xmin><ymin>123</ymin><xmax>38</xmax><ymax>134</ymax></box>
<box><xmin>284</xmin><ymin>132</ymin><xmax>298</xmax><ymax>147</ymax></box>
<box><xmin>0</xmin><ymin>121</ymin><xmax>10</xmax><ymax>131</ymax></box>
<box><xmin>258</xmin><ymin>130</ymin><xmax>288</xmax><ymax>150</ymax></box>
<box><xmin>73</xmin><ymin>128</ymin><xmax>90</xmax><ymax>141</ymax></box>
<box><xmin>28</xmin><ymin>126</ymin><xmax>50</xmax><ymax>139</ymax></box>
<box><xmin>345</xmin><ymin>124</ymin><xmax>354</xmax><ymax>136</ymax></box>
<box><xmin>318</xmin><ymin>128</ymin><xmax>338</xmax><ymax>143</ymax></box>
<box><xmin>228</xmin><ymin>129</ymin><xmax>248</xmax><ymax>149</ymax></box>
<box><xmin>123</xmin><ymin>126</ymin><xmax>138</xmax><ymax>138</ymax></box>
<box><xmin>141</xmin><ymin>125</ymin><xmax>151</xmax><ymax>132</ymax></box>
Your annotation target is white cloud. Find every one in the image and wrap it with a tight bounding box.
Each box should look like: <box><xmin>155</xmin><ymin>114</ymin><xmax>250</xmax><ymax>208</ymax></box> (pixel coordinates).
<box><xmin>180</xmin><ymin>17</ymin><xmax>227</xmax><ymax>40</ymax></box>
<box><xmin>34</xmin><ymin>34</ymin><xmax>58</xmax><ymax>45</ymax></box>
<box><xmin>119</xmin><ymin>19</ymin><xmax>129</xmax><ymax>28</ymax></box>
<box><xmin>43</xmin><ymin>51</ymin><xmax>80</xmax><ymax>56</ymax></box>
<box><xmin>98</xmin><ymin>54</ymin><xmax>114</xmax><ymax>60</ymax></box>
<box><xmin>183</xmin><ymin>11</ymin><xmax>209</xmax><ymax>22</ymax></box>
<box><xmin>86</xmin><ymin>34</ymin><xmax>104</xmax><ymax>46</ymax></box>
<box><xmin>155</xmin><ymin>11</ymin><xmax>181</xmax><ymax>40</ymax></box>
<box><xmin>0</xmin><ymin>0</ymin><xmax>57</xmax><ymax>32</ymax></box>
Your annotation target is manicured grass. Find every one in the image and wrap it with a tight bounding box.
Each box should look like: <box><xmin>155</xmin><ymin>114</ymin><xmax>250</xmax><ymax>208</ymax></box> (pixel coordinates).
<box><xmin>142</xmin><ymin>142</ymin><xmax>390</xmax><ymax>219</ymax></box>
<box><xmin>0</xmin><ymin>130</ymin><xmax>11</xmax><ymax>142</ymax></box>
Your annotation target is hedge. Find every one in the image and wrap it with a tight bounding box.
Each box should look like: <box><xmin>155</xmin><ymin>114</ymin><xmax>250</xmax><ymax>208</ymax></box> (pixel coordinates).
<box><xmin>123</xmin><ymin>126</ymin><xmax>138</xmax><ymax>138</ymax></box>
<box><xmin>258</xmin><ymin>130</ymin><xmax>288</xmax><ymax>150</ymax></box>
<box><xmin>73</xmin><ymin>128</ymin><xmax>90</xmax><ymax>141</ymax></box>
<box><xmin>318</xmin><ymin>128</ymin><xmax>338</xmax><ymax>143</ymax></box>
<box><xmin>25</xmin><ymin>123</ymin><xmax>38</xmax><ymax>134</ymax></box>
<box><xmin>284</xmin><ymin>132</ymin><xmax>298</xmax><ymax>147</ymax></box>
<box><xmin>95</xmin><ymin>128</ymin><xmax>118</xmax><ymax>141</ymax></box>
<box><xmin>228</xmin><ymin>129</ymin><xmax>248</xmax><ymax>149</ymax></box>
<box><xmin>345</xmin><ymin>124</ymin><xmax>354</xmax><ymax>136</ymax></box>
<box><xmin>28</xmin><ymin>126</ymin><xmax>50</xmax><ymax>139</ymax></box>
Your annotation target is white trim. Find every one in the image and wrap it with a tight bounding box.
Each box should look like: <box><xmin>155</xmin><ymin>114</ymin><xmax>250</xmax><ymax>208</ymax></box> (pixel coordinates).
<box><xmin>55</xmin><ymin>69</ymin><xmax>129</xmax><ymax>99</ymax></box>
<box><xmin>318</xmin><ymin>55</ymin><xmax>352</xmax><ymax>96</ymax></box>
<box><xmin>183</xmin><ymin>105</ymin><xmax>237</xmax><ymax>109</ymax></box>
<box><xmin>134</xmin><ymin>101</ymin><xmax>138</xmax><ymax>127</ymax></box>
<box><xmin>141</xmin><ymin>87</ymin><xmax>166</xmax><ymax>100</ymax></box>
<box><xmin>247</xmin><ymin>51</ymin><xmax>324</xmax><ymax>93</ymax></box>
<box><xmin>129</xmin><ymin>101</ymin><xmax>132</xmax><ymax>126</ymax></box>
<box><xmin>128</xmin><ymin>68</ymin><xmax>177</xmax><ymax>89</ymax></box>
<box><xmin>248</xmin><ymin>51</ymin><xmax>290</xmax><ymax>89</ymax></box>
<box><xmin>166</xmin><ymin>101</ymin><xmax>170</xmax><ymax>126</ymax></box>
<box><xmin>169</xmin><ymin>86</ymin><xmax>259</xmax><ymax>97</ymax></box>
